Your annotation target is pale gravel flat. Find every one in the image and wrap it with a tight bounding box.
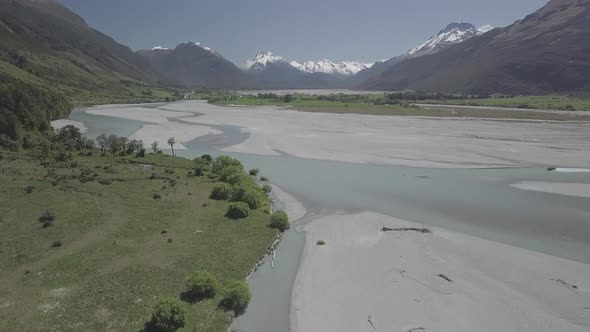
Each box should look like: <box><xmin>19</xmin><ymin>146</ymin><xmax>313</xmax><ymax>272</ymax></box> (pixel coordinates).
<box><xmin>511</xmin><ymin>181</ymin><xmax>590</xmax><ymax>198</ymax></box>
<box><xmin>291</xmin><ymin>212</ymin><xmax>590</xmax><ymax>332</ymax></box>
<box><xmin>79</xmin><ymin>101</ymin><xmax>590</xmax><ymax>169</ymax></box>
<box><xmin>50</xmin><ymin>119</ymin><xmax>88</xmax><ymax>133</ymax></box>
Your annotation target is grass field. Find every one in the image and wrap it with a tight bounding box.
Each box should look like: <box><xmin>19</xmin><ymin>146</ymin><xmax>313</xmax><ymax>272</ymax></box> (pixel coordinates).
<box><xmin>0</xmin><ymin>152</ymin><xmax>277</xmax><ymax>331</ymax></box>
<box><xmin>419</xmin><ymin>95</ymin><xmax>590</xmax><ymax>111</ymax></box>
<box><xmin>207</xmin><ymin>95</ymin><xmax>590</xmax><ymax>121</ymax></box>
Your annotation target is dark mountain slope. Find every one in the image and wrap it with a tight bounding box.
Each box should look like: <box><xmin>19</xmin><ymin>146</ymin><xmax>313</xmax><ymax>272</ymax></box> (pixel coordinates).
<box><xmin>137</xmin><ymin>43</ymin><xmax>255</xmax><ymax>89</ymax></box>
<box><xmin>360</xmin><ymin>0</ymin><xmax>590</xmax><ymax>94</ymax></box>
<box><xmin>0</xmin><ymin>0</ymin><xmax>162</xmax><ymax>101</ymax></box>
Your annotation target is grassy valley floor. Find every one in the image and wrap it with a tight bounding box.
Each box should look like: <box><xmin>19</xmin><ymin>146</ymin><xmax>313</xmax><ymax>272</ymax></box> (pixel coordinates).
<box><xmin>0</xmin><ymin>152</ymin><xmax>277</xmax><ymax>331</ymax></box>
<box><xmin>197</xmin><ymin>93</ymin><xmax>590</xmax><ymax>120</ymax></box>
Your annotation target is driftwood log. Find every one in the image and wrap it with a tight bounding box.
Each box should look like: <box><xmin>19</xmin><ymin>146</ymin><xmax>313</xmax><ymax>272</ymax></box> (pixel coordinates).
<box><xmin>382</xmin><ymin>227</ymin><xmax>431</xmax><ymax>234</ymax></box>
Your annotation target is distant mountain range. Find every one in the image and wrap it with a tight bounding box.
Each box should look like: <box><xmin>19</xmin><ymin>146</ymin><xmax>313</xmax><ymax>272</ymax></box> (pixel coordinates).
<box><xmin>359</xmin><ymin>0</ymin><xmax>590</xmax><ymax>94</ymax></box>
<box><xmin>352</xmin><ymin>23</ymin><xmax>492</xmax><ymax>84</ymax></box>
<box><xmin>244</xmin><ymin>52</ymin><xmax>373</xmax><ymax>76</ymax></box>
<box><xmin>243</xmin><ymin>52</ymin><xmax>367</xmax><ymax>89</ymax></box>
<box><xmin>136</xmin><ymin>42</ymin><xmax>253</xmax><ymax>89</ymax></box>
<box><xmin>1</xmin><ymin>0</ymin><xmax>588</xmax><ymax>104</ymax></box>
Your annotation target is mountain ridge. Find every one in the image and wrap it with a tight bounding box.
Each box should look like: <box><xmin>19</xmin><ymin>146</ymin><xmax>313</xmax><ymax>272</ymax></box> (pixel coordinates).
<box><xmin>359</xmin><ymin>0</ymin><xmax>590</xmax><ymax>94</ymax></box>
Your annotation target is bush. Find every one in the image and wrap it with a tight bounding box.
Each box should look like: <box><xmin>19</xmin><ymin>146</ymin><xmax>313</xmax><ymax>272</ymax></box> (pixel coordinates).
<box><xmin>194</xmin><ymin>166</ymin><xmax>204</xmax><ymax>177</ymax></box>
<box><xmin>262</xmin><ymin>184</ymin><xmax>272</xmax><ymax>194</ymax></box>
<box><xmin>51</xmin><ymin>240</ymin><xmax>62</xmax><ymax>248</ymax></box>
<box><xmin>153</xmin><ymin>193</ymin><xmax>162</xmax><ymax>199</ymax></box>
<box><xmin>220</xmin><ymin>280</ymin><xmax>251</xmax><ymax>315</ymax></box>
<box><xmin>149</xmin><ymin>298</ymin><xmax>186</xmax><ymax>331</ymax></box>
<box><xmin>270</xmin><ymin>210</ymin><xmax>290</xmax><ymax>232</ymax></box>
<box><xmin>227</xmin><ymin>172</ymin><xmax>249</xmax><ymax>186</ymax></box>
<box><xmin>98</xmin><ymin>179</ymin><xmax>112</xmax><ymax>185</ymax></box>
<box><xmin>260</xmin><ymin>176</ymin><xmax>269</xmax><ymax>182</ymax></box>
<box><xmin>210</xmin><ymin>183</ymin><xmax>231</xmax><ymax>200</ymax></box>
<box><xmin>25</xmin><ymin>185</ymin><xmax>35</xmax><ymax>194</ymax></box>
<box><xmin>231</xmin><ymin>184</ymin><xmax>262</xmax><ymax>209</ymax></box>
<box><xmin>564</xmin><ymin>104</ymin><xmax>576</xmax><ymax>111</ymax></box>
<box><xmin>218</xmin><ymin>165</ymin><xmax>244</xmax><ymax>182</ymax></box>
<box><xmin>226</xmin><ymin>202</ymin><xmax>249</xmax><ymax>219</ymax></box>
<box><xmin>316</xmin><ymin>240</ymin><xmax>326</xmax><ymax>246</ymax></box>
<box><xmin>201</xmin><ymin>154</ymin><xmax>213</xmax><ymax>163</ymax></box>
<box><xmin>184</xmin><ymin>271</ymin><xmax>220</xmax><ymax>301</ymax></box>
<box><xmin>38</xmin><ymin>210</ymin><xmax>55</xmax><ymax>227</ymax></box>
<box><xmin>212</xmin><ymin>155</ymin><xmax>243</xmax><ymax>175</ymax></box>
<box><xmin>249</xmin><ymin>168</ymin><xmax>259</xmax><ymax>176</ymax></box>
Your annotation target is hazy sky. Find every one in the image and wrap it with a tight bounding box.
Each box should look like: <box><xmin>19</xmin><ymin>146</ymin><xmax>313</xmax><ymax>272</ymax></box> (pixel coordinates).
<box><xmin>61</xmin><ymin>0</ymin><xmax>548</xmax><ymax>65</ymax></box>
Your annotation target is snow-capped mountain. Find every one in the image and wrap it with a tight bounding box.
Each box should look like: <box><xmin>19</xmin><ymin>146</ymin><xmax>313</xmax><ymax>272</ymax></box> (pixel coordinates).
<box><xmin>150</xmin><ymin>42</ymin><xmax>215</xmax><ymax>54</ymax></box>
<box><xmin>244</xmin><ymin>52</ymin><xmax>373</xmax><ymax>76</ymax></box>
<box><xmin>290</xmin><ymin>60</ymin><xmax>373</xmax><ymax>76</ymax></box>
<box><xmin>406</xmin><ymin>23</ymin><xmax>493</xmax><ymax>57</ymax></box>
<box><xmin>244</xmin><ymin>51</ymin><xmax>289</xmax><ymax>71</ymax></box>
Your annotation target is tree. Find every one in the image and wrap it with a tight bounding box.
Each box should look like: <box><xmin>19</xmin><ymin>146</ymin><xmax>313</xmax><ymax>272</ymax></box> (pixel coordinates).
<box><xmin>270</xmin><ymin>210</ymin><xmax>289</xmax><ymax>232</ymax></box>
<box><xmin>96</xmin><ymin>134</ymin><xmax>108</xmax><ymax>155</ymax></box>
<box><xmin>249</xmin><ymin>168</ymin><xmax>259</xmax><ymax>176</ymax></box>
<box><xmin>226</xmin><ymin>202</ymin><xmax>249</xmax><ymax>219</ymax></box>
<box><xmin>168</xmin><ymin>137</ymin><xmax>176</xmax><ymax>157</ymax></box>
<box><xmin>220</xmin><ymin>280</ymin><xmax>251</xmax><ymax>315</ymax></box>
<box><xmin>54</xmin><ymin>125</ymin><xmax>82</xmax><ymax>150</ymax></box>
<box><xmin>151</xmin><ymin>141</ymin><xmax>160</xmax><ymax>153</ymax></box>
<box><xmin>107</xmin><ymin>134</ymin><xmax>119</xmax><ymax>155</ymax></box>
<box><xmin>184</xmin><ymin>271</ymin><xmax>219</xmax><ymax>301</ymax></box>
<box><xmin>210</xmin><ymin>183</ymin><xmax>231</xmax><ymax>200</ymax></box>
<box><xmin>283</xmin><ymin>94</ymin><xmax>294</xmax><ymax>103</ymax></box>
<box><xmin>149</xmin><ymin>298</ymin><xmax>186</xmax><ymax>331</ymax></box>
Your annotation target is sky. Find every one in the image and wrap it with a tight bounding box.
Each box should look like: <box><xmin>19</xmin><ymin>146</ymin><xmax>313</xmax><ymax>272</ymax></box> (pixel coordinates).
<box><xmin>61</xmin><ymin>0</ymin><xmax>548</xmax><ymax>66</ymax></box>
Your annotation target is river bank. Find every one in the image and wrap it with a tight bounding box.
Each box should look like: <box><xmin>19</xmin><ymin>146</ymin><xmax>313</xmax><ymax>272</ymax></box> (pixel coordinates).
<box><xmin>291</xmin><ymin>212</ymin><xmax>590</xmax><ymax>332</ymax></box>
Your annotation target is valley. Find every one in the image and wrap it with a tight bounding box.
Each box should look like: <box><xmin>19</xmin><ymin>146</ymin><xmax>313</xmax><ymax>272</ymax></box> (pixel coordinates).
<box><xmin>1</xmin><ymin>0</ymin><xmax>590</xmax><ymax>331</ymax></box>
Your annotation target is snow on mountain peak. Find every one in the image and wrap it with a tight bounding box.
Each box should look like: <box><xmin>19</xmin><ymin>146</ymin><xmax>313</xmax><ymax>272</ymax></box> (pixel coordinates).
<box><xmin>245</xmin><ymin>51</ymin><xmax>373</xmax><ymax>75</ymax></box>
<box><xmin>244</xmin><ymin>51</ymin><xmax>287</xmax><ymax>70</ymax></box>
<box><xmin>406</xmin><ymin>22</ymin><xmax>482</xmax><ymax>56</ymax></box>
<box><xmin>152</xmin><ymin>46</ymin><xmax>169</xmax><ymax>50</ymax></box>
<box><xmin>477</xmin><ymin>24</ymin><xmax>494</xmax><ymax>34</ymax></box>
<box><xmin>291</xmin><ymin>59</ymin><xmax>373</xmax><ymax>76</ymax></box>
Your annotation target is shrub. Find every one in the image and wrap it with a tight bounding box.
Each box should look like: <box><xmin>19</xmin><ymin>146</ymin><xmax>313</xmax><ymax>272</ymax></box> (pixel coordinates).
<box><xmin>316</xmin><ymin>240</ymin><xmax>326</xmax><ymax>246</ymax></box>
<box><xmin>153</xmin><ymin>193</ymin><xmax>162</xmax><ymax>199</ymax></box>
<box><xmin>227</xmin><ymin>172</ymin><xmax>248</xmax><ymax>186</ymax></box>
<box><xmin>226</xmin><ymin>202</ymin><xmax>249</xmax><ymax>219</ymax></box>
<box><xmin>220</xmin><ymin>280</ymin><xmax>251</xmax><ymax>315</ymax></box>
<box><xmin>201</xmin><ymin>154</ymin><xmax>213</xmax><ymax>163</ymax></box>
<box><xmin>262</xmin><ymin>184</ymin><xmax>272</xmax><ymax>194</ymax></box>
<box><xmin>194</xmin><ymin>166</ymin><xmax>204</xmax><ymax>177</ymax></box>
<box><xmin>38</xmin><ymin>210</ymin><xmax>55</xmax><ymax>228</ymax></box>
<box><xmin>218</xmin><ymin>165</ymin><xmax>244</xmax><ymax>182</ymax></box>
<box><xmin>260</xmin><ymin>176</ymin><xmax>269</xmax><ymax>182</ymax></box>
<box><xmin>212</xmin><ymin>155</ymin><xmax>243</xmax><ymax>175</ymax></box>
<box><xmin>249</xmin><ymin>168</ymin><xmax>259</xmax><ymax>176</ymax></box>
<box><xmin>51</xmin><ymin>240</ymin><xmax>62</xmax><ymax>248</ymax></box>
<box><xmin>184</xmin><ymin>271</ymin><xmax>220</xmax><ymax>301</ymax></box>
<box><xmin>270</xmin><ymin>210</ymin><xmax>290</xmax><ymax>232</ymax></box>
<box><xmin>25</xmin><ymin>185</ymin><xmax>35</xmax><ymax>194</ymax></box>
<box><xmin>149</xmin><ymin>298</ymin><xmax>186</xmax><ymax>331</ymax></box>
<box><xmin>231</xmin><ymin>184</ymin><xmax>262</xmax><ymax>209</ymax></box>
<box><xmin>564</xmin><ymin>104</ymin><xmax>576</xmax><ymax>111</ymax></box>
<box><xmin>210</xmin><ymin>183</ymin><xmax>231</xmax><ymax>200</ymax></box>
<box><xmin>98</xmin><ymin>179</ymin><xmax>112</xmax><ymax>185</ymax></box>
